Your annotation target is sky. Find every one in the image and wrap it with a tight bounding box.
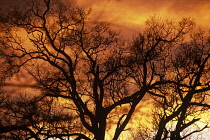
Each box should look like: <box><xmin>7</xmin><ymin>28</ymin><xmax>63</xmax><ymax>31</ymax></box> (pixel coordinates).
<box><xmin>1</xmin><ymin>0</ymin><xmax>210</xmax><ymax>35</ymax></box>
<box><xmin>74</xmin><ymin>0</ymin><xmax>210</xmax><ymax>33</ymax></box>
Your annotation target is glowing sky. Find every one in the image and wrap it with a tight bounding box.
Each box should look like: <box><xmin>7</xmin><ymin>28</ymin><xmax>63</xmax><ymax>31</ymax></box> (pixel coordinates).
<box><xmin>1</xmin><ymin>0</ymin><xmax>210</xmax><ymax>35</ymax></box>
<box><xmin>74</xmin><ymin>0</ymin><xmax>210</xmax><ymax>33</ymax></box>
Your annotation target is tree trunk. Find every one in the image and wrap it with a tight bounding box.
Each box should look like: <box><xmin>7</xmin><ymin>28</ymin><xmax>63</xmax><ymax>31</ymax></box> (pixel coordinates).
<box><xmin>93</xmin><ymin>113</ymin><xmax>107</xmax><ymax>140</ymax></box>
<box><xmin>154</xmin><ymin>118</ymin><xmax>167</xmax><ymax>140</ymax></box>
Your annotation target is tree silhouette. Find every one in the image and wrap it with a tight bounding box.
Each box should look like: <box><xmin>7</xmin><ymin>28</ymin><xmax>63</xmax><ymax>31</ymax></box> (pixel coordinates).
<box><xmin>0</xmin><ymin>93</ymin><xmax>87</xmax><ymax>140</ymax></box>
<box><xmin>0</xmin><ymin>0</ymin><xmax>210</xmax><ymax>140</ymax></box>
<box><xmin>129</xmin><ymin>29</ymin><xmax>210</xmax><ymax>140</ymax></box>
<box><xmin>152</xmin><ymin>29</ymin><xmax>210</xmax><ymax>140</ymax></box>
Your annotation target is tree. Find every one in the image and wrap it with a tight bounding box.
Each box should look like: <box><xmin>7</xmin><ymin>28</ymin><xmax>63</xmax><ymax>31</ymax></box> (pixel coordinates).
<box><xmin>128</xmin><ymin>28</ymin><xmax>210</xmax><ymax>140</ymax></box>
<box><xmin>1</xmin><ymin>0</ymin><xmax>209</xmax><ymax>139</ymax></box>
<box><xmin>0</xmin><ymin>92</ymin><xmax>86</xmax><ymax>140</ymax></box>
<box><xmin>152</xmin><ymin>29</ymin><xmax>210</xmax><ymax>140</ymax></box>
<box><xmin>0</xmin><ymin>0</ymin><xmax>132</xmax><ymax>139</ymax></box>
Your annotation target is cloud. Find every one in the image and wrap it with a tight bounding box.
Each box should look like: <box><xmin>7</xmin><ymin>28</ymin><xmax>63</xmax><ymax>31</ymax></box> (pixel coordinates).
<box><xmin>73</xmin><ymin>0</ymin><xmax>210</xmax><ymax>20</ymax></box>
<box><xmin>72</xmin><ymin>0</ymin><xmax>210</xmax><ymax>32</ymax></box>
<box><xmin>2</xmin><ymin>0</ymin><xmax>210</xmax><ymax>35</ymax></box>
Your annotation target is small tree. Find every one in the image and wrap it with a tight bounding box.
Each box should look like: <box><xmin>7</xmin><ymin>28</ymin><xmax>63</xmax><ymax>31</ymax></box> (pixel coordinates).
<box><xmin>0</xmin><ymin>93</ymin><xmax>84</xmax><ymax>140</ymax></box>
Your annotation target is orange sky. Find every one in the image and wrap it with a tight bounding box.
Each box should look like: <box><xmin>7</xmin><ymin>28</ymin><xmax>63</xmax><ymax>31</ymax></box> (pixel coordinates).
<box><xmin>73</xmin><ymin>0</ymin><xmax>210</xmax><ymax>34</ymax></box>
<box><xmin>1</xmin><ymin>0</ymin><xmax>210</xmax><ymax>35</ymax></box>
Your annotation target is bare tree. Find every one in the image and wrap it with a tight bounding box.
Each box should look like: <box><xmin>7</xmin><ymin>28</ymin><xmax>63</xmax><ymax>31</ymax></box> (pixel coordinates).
<box><xmin>128</xmin><ymin>28</ymin><xmax>210</xmax><ymax>140</ymax></box>
<box><xmin>0</xmin><ymin>0</ymin><xmax>204</xmax><ymax>139</ymax></box>
<box><xmin>0</xmin><ymin>92</ymin><xmax>86</xmax><ymax>140</ymax></box>
<box><xmin>0</xmin><ymin>0</ymin><xmax>132</xmax><ymax>139</ymax></box>
<box><xmin>151</xmin><ymin>29</ymin><xmax>210</xmax><ymax>140</ymax></box>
